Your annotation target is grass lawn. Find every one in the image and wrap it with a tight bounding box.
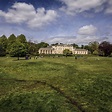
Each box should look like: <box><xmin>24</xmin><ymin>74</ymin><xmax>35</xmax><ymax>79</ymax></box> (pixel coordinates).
<box><xmin>0</xmin><ymin>56</ymin><xmax>112</xmax><ymax>112</ymax></box>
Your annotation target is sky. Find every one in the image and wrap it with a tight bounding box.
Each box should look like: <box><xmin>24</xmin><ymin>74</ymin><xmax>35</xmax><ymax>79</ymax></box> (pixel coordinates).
<box><xmin>0</xmin><ymin>0</ymin><xmax>112</xmax><ymax>45</ymax></box>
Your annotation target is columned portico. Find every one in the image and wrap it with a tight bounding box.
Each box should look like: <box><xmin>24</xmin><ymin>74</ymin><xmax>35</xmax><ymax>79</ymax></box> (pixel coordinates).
<box><xmin>39</xmin><ymin>48</ymin><xmax>54</xmax><ymax>54</ymax></box>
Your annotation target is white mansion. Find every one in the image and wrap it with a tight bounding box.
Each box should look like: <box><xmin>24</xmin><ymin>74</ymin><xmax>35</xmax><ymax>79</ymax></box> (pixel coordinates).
<box><xmin>39</xmin><ymin>44</ymin><xmax>88</xmax><ymax>55</ymax></box>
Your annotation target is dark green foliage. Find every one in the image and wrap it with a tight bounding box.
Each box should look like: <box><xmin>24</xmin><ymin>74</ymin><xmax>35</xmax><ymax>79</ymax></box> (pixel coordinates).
<box><xmin>93</xmin><ymin>50</ymin><xmax>99</xmax><ymax>55</ymax></box>
<box><xmin>7</xmin><ymin>34</ymin><xmax>17</xmax><ymax>54</ymax></box>
<box><xmin>51</xmin><ymin>43</ymin><xmax>58</xmax><ymax>46</ymax></box>
<box><xmin>0</xmin><ymin>44</ymin><xmax>6</xmax><ymax>56</ymax></box>
<box><xmin>83</xmin><ymin>41</ymin><xmax>99</xmax><ymax>54</ymax></box>
<box><xmin>0</xmin><ymin>35</ymin><xmax>8</xmax><ymax>56</ymax></box>
<box><xmin>99</xmin><ymin>41</ymin><xmax>112</xmax><ymax>56</ymax></box>
<box><xmin>71</xmin><ymin>43</ymin><xmax>79</xmax><ymax>48</ymax></box>
<box><xmin>29</xmin><ymin>41</ymin><xmax>49</xmax><ymax>56</ymax></box>
<box><xmin>37</xmin><ymin>42</ymin><xmax>49</xmax><ymax>49</ymax></box>
<box><xmin>8</xmin><ymin>34</ymin><xmax>16</xmax><ymax>44</ymax></box>
<box><xmin>81</xmin><ymin>45</ymin><xmax>84</xmax><ymax>49</ymax></box>
<box><xmin>17</xmin><ymin>34</ymin><xmax>27</xmax><ymax>43</ymax></box>
<box><xmin>8</xmin><ymin>34</ymin><xmax>30</xmax><ymax>57</ymax></box>
<box><xmin>0</xmin><ymin>35</ymin><xmax>8</xmax><ymax>49</ymax></box>
<box><xmin>9</xmin><ymin>41</ymin><xmax>27</xmax><ymax>57</ymax></box>
<box><xmin>0</xmin><ymin>34</ymin><xmax>50</xmax><ymax>57</ymax></box>
<box><xmin>89</xmin><ymin>41</ymin><xmax>99</xmax><ymax>54</ymax></box>
<box><xmin>84</xmin><ymin>45</ymin><xmax>92</xmax><ymax>53</ymax></box>
<box><xmin>27</xmin><ymin>41</ymin><xmax>38</xmax><ymax>55</ymax></box>
<box><xmin>63</xmin><ymin>49</ymin><xmax>72</xmax><ymax>56</ymax></box>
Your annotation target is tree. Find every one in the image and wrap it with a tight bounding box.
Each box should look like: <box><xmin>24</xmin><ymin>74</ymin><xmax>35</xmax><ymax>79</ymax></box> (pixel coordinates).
<box><xmin>17</xmin><ymin>34</ymin><xmax>27</xmax><ymax>43</ymax></box>
<box><xmin>63</xmin><ymin>49</ymin><xmax>72</xmax><ymax>56</ymax></box>
<box><xmin>84</xmin><ymin>45</ymin><xmax>90</xmax><ymax>50</ymax></box>
<box><xmin>71</xmin><ymin>43</ymin><xmax>79</xmax><ymax>48</ymax></box>
<box><xmin>8</xmin><ymin>34</ymin><xmax>16</xmax><ymax>44</ymax></box>
<box><xmin>51</xmin><ymin>43</ymin><xmax>59</xmax><ymax>46</ymax></box>
<box><xmin>37</xmin><ymin>42</ymin><xmax>49</xmax><ymax>49</ymax></box>
<box><xmin>81</xmin><ymin>45</ymin><xmax>84</xmax><ymax>49</ymax></box>
<box><xmin>89</xmin><ymin>41</ymin><xmax>99</xmax><ymax>54</ymax></box>
<box><xmin>27</xmin><ymin>41</ymin><xmax>38</xmax><ymax>55</ymax></box>
<box><xmin>0</xmin><ymin>35</ymin><xmax>8</xmax><ymax>49</ymax></box>
<box><xmin>0</xmin><ymin>44</ymin><xmax>6</xmax><ymax>56</ymax></box>
<box><xmin>93</xmin><ymin>50</ymin><xmax>99</xmax><ymax>55</ymax></box>
<box><xmin>9</xmin><ymin>41</ymin><xmax>27</xmax><ymax>59</ymax></box>
<box><xmin>0</xmin><ymin>35</ymin><xmax>8</xmax><ymax>56</ymax></box>
<box><xmin>99</xmin><ymin>41</ymin><xmax>112</xmax><ymax>56</ymax></box>
<box><xmin>7</xmin><ymin>34</ymin><xmax>17</xmax><ymax>54</ymax></box>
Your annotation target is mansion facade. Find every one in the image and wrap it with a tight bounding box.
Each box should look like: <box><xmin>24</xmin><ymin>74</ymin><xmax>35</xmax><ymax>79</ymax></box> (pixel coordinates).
<box><xmin>39</xmin><ymin>44</ymin><xmax>88</xmax><ymax>55</ymax></box>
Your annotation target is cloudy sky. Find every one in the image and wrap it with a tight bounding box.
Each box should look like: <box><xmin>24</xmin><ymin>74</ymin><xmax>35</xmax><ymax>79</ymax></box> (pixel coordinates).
<box><xmin>0</xmin><ymin>0</ymin><xmax>112</xmax><ymax>45</ymax></box>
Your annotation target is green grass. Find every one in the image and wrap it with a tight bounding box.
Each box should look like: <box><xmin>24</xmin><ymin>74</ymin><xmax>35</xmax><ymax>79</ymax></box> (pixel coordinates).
<box><xmin>0</xmin><ymin>56</ymin><xmax>112</xmax><ymax>112</ymax></box>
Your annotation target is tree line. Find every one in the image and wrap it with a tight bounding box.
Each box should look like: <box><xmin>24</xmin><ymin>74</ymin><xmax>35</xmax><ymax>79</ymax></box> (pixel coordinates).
<box><xmin>82</xmin><ymin>41</ymin><xmax>112</xmax><ymax>56</ymax></box>
<box><xmin>0</xmin><ymin>34</ymin><xmax>48</xmax><ymax>57</ymax></box>
<box><xmin>0</xmin><ymin>34</ymin><xmax>112</xmax><ymax>57</ymax></box>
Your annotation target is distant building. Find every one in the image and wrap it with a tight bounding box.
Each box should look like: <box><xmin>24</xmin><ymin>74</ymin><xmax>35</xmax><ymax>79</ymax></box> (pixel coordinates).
<box><xmin>39</xmin><ymin>44</ymin><xmax>88</xmax><ymax>55</ymax></box>
<box><xmin>73</xmin><ymin>49</ymin><xmax>88</xmax><ymax>55</ymax></box>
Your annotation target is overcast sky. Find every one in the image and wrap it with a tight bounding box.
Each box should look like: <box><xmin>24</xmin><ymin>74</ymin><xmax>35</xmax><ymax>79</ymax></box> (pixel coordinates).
<box><xmin>0</xmin><ymin>0</ymin><xmax>112</xmax><ymax>45</ymax></box>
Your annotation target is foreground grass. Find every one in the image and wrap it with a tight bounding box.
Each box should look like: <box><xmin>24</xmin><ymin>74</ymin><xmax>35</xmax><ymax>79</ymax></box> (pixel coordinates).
<box><xmin>0</xmin><ymin>56</ymin><xmax>112</xmax><ymax>112</ymax></box>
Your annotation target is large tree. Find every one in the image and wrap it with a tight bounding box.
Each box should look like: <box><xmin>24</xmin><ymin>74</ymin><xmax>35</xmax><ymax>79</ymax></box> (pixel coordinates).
<box><xmin>99</xmin><ymin>41</ymin><xmax>112</xmax><ymax>56</ymax></box>
<box><xmin>89</xmin><ymin>41</ymin><xmax>99</xmax><ymax>54</ymax></box>
<box><xmin>8</xmin><ymin>34</ymin><xmax>16</xmax><ymax>44</ymax></box>
<box><xmin>51</xmin><ymin>43</ymin><xmax>58</xmax><ymax>45</ymax></box>
<box><xmin>37</xmin><ymin>42</ymin><xmax>49</xmax><ymax>49</ymax></box>
<box><xmin>63</xmin><ymin>49</ymin><xmax>72</xmax><ymax>56</ymax></box>
<box><xmin>27</xmin><ymin>41</ymin><xmax>38</xmax><ymax>55</ymax></box>
<box><xmin>0</xmin><ymin>35</ymin><xmax>8</xmax><ymax>49</ymax></box>
<box><xmin>9</xmin><ymin>41</ymin><xmax>28</xmax><ymax>59</ymax></box>
<box><xmin>0</xmin><ymin>44</ymin><xmax>6</xmax><ymax>56</ymax></box>
<box><xmin>7</xmin><ymin>34</ymin><xmax>17</xmax><ymax>53</ymax></box>
<box><xmin>17</xmin><ymin>34</ymin><xmax>27</xmax><ymax>43</ymax></box>
<box><xmin>71</xmin><ymin>43</ymin><xmax>79</xmax><ymax>48</ymax></box>
<box><xmin>84</xmin><ymin>45</ymin><xmax>91</xmax><ymax>51</ymax></box>
<box><xmin>0</xmin><ymin>35</ymin><xmax>8</xmax><ymax>56</ymax></box>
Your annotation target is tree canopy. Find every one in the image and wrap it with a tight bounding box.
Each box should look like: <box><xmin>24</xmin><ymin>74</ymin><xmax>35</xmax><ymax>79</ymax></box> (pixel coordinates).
<box><xmin>0</xmin><ymin>34</ymin><xmax>50</xmax><ymax>57</ymax></box>
<box><xmin>8</xmin><ymin>34</ymin><xmax>16</xmax><ymax>44</ymax></box>
<box><xmin>9</xmin><ymin>41</ymin><xmax>27</xmax><ymax>57</ymax></box>
<box><xmin>17</xmin><ymin>34</ymin><xmax>27</xmax><ymax>43</ymax></box>
<box><xmin>63</xmin><ymin>49</ymin><xmax>72</xmax><ymax>56</ymax></box>
<box><xmin>99</xmin><ymin>41</ymin><xmax>112</xmax><ymax>56</ymax></box>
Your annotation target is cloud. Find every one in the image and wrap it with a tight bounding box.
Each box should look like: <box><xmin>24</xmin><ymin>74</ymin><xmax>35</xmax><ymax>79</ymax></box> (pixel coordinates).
<box><xmin>105</xmin><ymin>0</ymin><xmax>112</xmax><ymax>14</ymax></box>
<box><xmin>27</xmin><ymin>8</ymin><xmax>58</xmax><ymax>28</ymax></box>
<box><xmin>44</xmin><ymin>35</ymin><xmax>100</xmax><ymax>45</ymax></box>
<box><xmin>106</xmin><ymin>7</ymin><xmax>112</xmax><ymax>14</ymax></box>
<box><xmin>74</xmin><ymin>25</ymin><xmax>99</xmax><ymax>44</ymax></box>
<box><xmin>44</xmin><ymin>24</ymin><xmax>99</xmax><ymax>45</ymax></box>
<box><xmin>0</xmin><ymin>2</ymin><xmax>58</xmax><ymax>28</ymax></box>
<box><xmin>76</xmin><ymin>35</ymin><xmax>100</xmax><ymax>44</ymax></box>
<box><xmin>78</xmin><ymin>25</ymin><xmax>97</xmax><ymax>35</ymax></box>
<box><xmin>60</xmin><ymin>0</ymin><xmax>106</xmax><ymax>15</ymax></box>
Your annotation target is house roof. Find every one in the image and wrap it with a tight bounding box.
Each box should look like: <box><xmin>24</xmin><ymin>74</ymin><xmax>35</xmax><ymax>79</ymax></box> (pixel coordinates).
<box><xmin>75</xmin><ymin>49</ymin><xmax>88</xmax><ymax>51</ymax></box>
<box><xmin>39</xmin><ymin>47</ymin><xmax>53</xmax><ymax>50</ymax></box>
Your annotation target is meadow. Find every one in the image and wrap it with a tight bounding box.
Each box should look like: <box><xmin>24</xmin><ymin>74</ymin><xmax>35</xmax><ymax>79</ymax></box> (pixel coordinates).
<box><xmin>0</xmin><ymin>56</ymin><xmax>112</xmax><ymax>112</ymax></box>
